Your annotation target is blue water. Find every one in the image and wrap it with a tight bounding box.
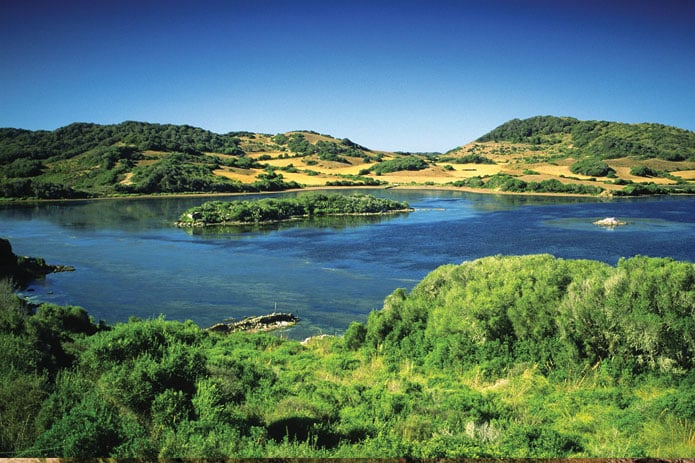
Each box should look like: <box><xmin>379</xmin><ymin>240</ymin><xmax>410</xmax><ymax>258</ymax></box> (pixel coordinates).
<box><xmin>1</xmin><ymin>190</ymin><xmax>693</xmax><ymax>338</ymax></box>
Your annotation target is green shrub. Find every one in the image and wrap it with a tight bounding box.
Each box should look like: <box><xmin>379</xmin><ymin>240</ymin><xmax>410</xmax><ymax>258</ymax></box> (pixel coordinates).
<box><xmin>570</xmin><ymin>158</ymin><xmax>615</xmax><ymax>177</ymax></box>
<box><xmin>630</xmin><ymin>165</ymin><xmax>658</xmax><ymax>177</ymax></box>
<box><xmin>372</xmin><ymin>157</ymin><xmax>428</xmax><ymax>175</ymax></box>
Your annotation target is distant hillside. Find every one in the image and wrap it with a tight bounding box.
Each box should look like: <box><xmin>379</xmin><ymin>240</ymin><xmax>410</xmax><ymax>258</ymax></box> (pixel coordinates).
<box><xmin>1</xmin><ymin>117</ymin><xmax>694</xmax><ymax>199</ymax></box>
<box><xmin>444</xmin><ymin>116</ymin><xmax>695</xmax><ymax>196</ymax></box>
<box><xmin>0</xmin><ymin>122</ymin><xmax>388</xmax><ymax>199</ymax></box>
<box><xmin>476</xmin><ymin>115</ymin><xmax>695</xmax><ymax>161</ymax></box>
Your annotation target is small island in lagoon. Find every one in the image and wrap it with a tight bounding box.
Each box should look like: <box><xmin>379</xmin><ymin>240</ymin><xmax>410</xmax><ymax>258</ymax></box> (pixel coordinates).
<box><xmin>176</xmin><ymin>192</ymin><xmax>413</xmax><ymax>227</ymax></box>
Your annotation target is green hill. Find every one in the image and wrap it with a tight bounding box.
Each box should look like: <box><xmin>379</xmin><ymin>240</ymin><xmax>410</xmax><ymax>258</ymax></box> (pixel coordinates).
<box><xmin>476</xmin><ymin>115</ymin><xmax>695</xmax><ymax>161</ymax></box>
<box><xmin>2</xmin><ymin>117</ymin><xmax>695</xmax><ymax>199</ymax></box>
<box><xmin>443</xmin><ymin>116</ymin><xmax>695</xmax><ymax>195</ymax></box>
<box><xmin>0</xmin><ymin>122</ymin><xmax>381</xmax><ymax>199</ymax></box>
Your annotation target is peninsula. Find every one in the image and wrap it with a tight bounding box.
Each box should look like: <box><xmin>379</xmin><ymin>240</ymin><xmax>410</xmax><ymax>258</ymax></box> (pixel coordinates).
<box><xmin>176</xmin><ymin>192</ymin><xmax>412</xmax><ymax>227</ymax></box>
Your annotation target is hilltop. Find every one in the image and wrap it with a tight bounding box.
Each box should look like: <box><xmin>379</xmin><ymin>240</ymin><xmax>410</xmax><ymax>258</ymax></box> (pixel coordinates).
<box><xmin>1</xmin><ymin>117</ymin><xmax>694</xmax><ymax>199</ymax></box>
<box><xmin>0</xmin><ymin>122</ymin><xmax>390</xmax><ymax>199</ymax></box>
<box><xmin>443</xmin><ymin>116</ymin><xmax>695</xmax><ymax>195</ymax></box>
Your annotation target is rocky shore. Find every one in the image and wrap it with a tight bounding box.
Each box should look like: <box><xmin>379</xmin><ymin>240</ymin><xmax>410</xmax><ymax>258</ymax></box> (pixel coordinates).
<box><xmin>0</xmin><ymin>238</ymin><xmax>74</xmax><ymax>287</ymax></box>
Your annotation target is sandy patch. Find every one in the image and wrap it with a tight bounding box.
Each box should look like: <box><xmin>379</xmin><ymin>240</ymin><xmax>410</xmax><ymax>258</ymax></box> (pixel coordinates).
<box><xmin>444</xmin><ymin>164</ymin><xmax>503</xmax><ymax>178</ymax></box>
<box><xmin>673</xmin><ymin>170</ymin><xmax>695</xmax><ymax>180</ymax></box>
<box><xmin>278</xmin><ymin>172</ymin><xmax>330</xmax><ymax>186</ymax></box>
<box><xmin>612</xmin><ymin>166</ymin><xmax>675</xmax><ymax>185</ymax></box>
<box><xmin>120</xmin><ymin>172</ymin><xmax>134</xmax><ymax>185</ymax></box>
<box><xmin>532</xmin><ymin>164</ymin><xmax>587</xmax><ymax>179</ymax></box>
<box><xmin>142</xmin><ymin>150</ymin><xmax>168</xmax><ymax>157</ymax></box>
<box><xmin>213</xmin><ymin>168</ymin><xmax>259</xmax><ymax>182</ymax></box>
<box><xmin>263</xmin><ymin>158</ymin><xmax>305</xmax><ymax>168</ymax></box>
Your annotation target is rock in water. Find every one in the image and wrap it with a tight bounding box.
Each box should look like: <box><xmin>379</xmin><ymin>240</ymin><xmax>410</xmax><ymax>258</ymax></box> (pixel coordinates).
<box><xmin>593</xmin><ymin>217</ymin><xmax>626</xmax><ymax>227</ymax></box>
<box><xmin>207</xmin><ymin>312</ymin><xmax>299</xmax><ymax>333</ymax></box>
<box><xmin>0</xmin><ymin>237</ymin><xmax>74</xmax><ymax>287</ymax></box>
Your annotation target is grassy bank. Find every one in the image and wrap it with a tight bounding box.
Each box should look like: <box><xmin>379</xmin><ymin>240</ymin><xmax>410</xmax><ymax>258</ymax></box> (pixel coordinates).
<box><xmin>1</xmin><ymin>254</ymin><xmax>693</xmax><ymax>458</ymax></box>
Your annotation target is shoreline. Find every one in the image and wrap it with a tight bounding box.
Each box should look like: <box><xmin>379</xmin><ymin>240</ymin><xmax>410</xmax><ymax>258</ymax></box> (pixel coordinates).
<box><xmin>1</xmin><ymin>183</ymin><xmax>691</xmax><ymax>205</ymax></box>
<box><xmin>176</xmin><ymin>208</ymin><xmax>414</xmax><ymax>227</ymax></box>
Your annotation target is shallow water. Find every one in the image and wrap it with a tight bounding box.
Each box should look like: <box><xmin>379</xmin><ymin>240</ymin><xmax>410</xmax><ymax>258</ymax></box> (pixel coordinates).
<box><xmin>1</xmin><ymin>190</ymin><xmax>693</xmax><ymax>338</ymax></box>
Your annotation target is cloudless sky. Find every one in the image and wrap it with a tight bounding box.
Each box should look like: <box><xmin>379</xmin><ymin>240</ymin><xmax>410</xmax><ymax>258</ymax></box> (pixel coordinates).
<box><xmin>1</xmin><ymin>0</ymin><xmax>694</xmax><ymax>152</ymax></box>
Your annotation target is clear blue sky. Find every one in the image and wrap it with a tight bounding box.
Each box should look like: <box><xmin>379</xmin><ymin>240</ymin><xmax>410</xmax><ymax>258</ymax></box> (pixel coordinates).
<box><xmin>1</xmin><ymin>0</ymin><xmax>694</xmax><ymax>152</ymax></box>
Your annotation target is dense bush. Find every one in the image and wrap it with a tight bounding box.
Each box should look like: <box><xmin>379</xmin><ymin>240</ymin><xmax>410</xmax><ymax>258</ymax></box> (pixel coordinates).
<box><xmin>284</xmin><ymin>135</ymin><xmax>366</xmax><ymax>163</ymax></box>
<box><xmin>0</xmin><ymin>158</ymin><xmax>44</xmax><ymax>178</ymax></box>
<box><xmin>570</xmin><ymin>158</ymin><xmax>615</xmax><ymax>177</ymax></box>
<box><xmin>325</xmin><ymin>175</ymin><xmax>385</xmax><ymax>187</ymax></box>
<box><xmin>1</xmin><ymin>253</ymin><xmax>694</xmax><ymax>457</ymax></box>
<box><xmin>370</xmin><ymin>156</ymin><xmax>428</xmax><ymax>175</ymax></box>
<box><xmin>630</xmin><ymin>165</ymin><xmax>659</xmax><ymax>177</ymax></box>
<box><xmin>121</xmin><ymin>153</ymin><xmax>242</xmax><ymax>194</ymax></box>
<box><xmin>287</xmin><ymin>133</ymin><xmax>316</xmax><ymax>155</ymax></box>
<box><xmin>366</xmin><ymin>255</ymin><xmax>695</xmax><ymax>375</ymax></box>
<box><xmin>452</xmin><ymin>154</ymin><xmax>495</xmax><ymax>164</ymax></box>
<box><xmin>0</xmin><ymin>122</ymin><xmax>247</xmax><ymax>164</ymax></box>
<box><xmin>477</xmin><ymin>116</ymin><xmax>578</xmax><ymax>143</ymax></box>
<box><xmin>451</xmin><ymin>174</ymin><xmax>602</xmax><ymax>195</ymax></box>
<box><xmin>477</xmin><ymin>116</ymin><xmax>695</xmax><ymax>161</ymax></box>
<box><xmin>271</xmin><ymin>133</ymin><xmax>288</xmax><ymax>145</ymax></box>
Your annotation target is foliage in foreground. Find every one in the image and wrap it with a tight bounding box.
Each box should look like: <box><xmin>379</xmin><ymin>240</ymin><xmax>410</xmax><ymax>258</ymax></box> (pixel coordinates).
<box><xmin>1</xmin><ymin>255</ymin><xmax>694</xmax><ymax>458</ymax></box>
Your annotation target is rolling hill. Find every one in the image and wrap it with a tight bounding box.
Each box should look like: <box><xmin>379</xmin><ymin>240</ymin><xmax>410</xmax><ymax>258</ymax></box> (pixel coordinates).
<box><xmin>1</xmin><ymin>117</ymin><xmax>694</xmax><ymax>199</ymax></box>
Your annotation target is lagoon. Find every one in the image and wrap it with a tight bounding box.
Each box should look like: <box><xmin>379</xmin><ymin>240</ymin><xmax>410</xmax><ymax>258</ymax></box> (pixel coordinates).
<box><xmin>1</xmin><ymin>190</ymin><xmax>693</xmax><ymax>339</ymax></box>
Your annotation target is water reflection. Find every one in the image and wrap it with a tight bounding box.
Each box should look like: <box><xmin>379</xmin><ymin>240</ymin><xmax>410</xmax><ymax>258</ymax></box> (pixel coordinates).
<box><xmin>181</xmin><ymin>211</ymin><xmax>412</xmax><ymax>236</ymax></box>
<box><xmin>1</xmin><ymin>190</ymin><xmax>693</xmax><ymax>339</ymax></box>
<box><xmin>0</xmin><ymin>188</ymin><xmax>602</xmax><ymax>232</ymax></box>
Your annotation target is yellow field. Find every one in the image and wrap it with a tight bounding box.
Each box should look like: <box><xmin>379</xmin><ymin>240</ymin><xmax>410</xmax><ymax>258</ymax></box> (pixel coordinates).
<box><xmin>674</xmin><ymin>170</ymin><xmax>695</xmax><ymax>180</ymax></box>
<box><xmin>444</xmin><ymin>164</ymin><xmax>503</xmax><ymax>178</ymax></box>
<box><xmin>120</xmin><ymin>172</ymin><xmax>134</xmax><ymax>185</ymax></box>
<box><xmin>612</xmin><ymin>166</ymin><xmax>676</xmax><ymax>185</ymax></box>
<box><xmin>199</xmin><ymin>139</ymin><xmax>695</xmax><ymax>195</ymax></box>
<box><xmin>530</xmin><ymin>164</ymin><xmax>584</xmax><ymax>178</ymax></box>
<box><xmin>280</xmin><ymin>171</ymin><xmax>330</xmax><ymax>186</ymax></box>
<box><xmin>262</xmin><ymin>158</ymin><xmax>301</xmax><ymax>167</ymax></box>
<box><xmin>213</xmin><ymin>168</ymin><xmax>257</xmax><ymax>183</ymax></box>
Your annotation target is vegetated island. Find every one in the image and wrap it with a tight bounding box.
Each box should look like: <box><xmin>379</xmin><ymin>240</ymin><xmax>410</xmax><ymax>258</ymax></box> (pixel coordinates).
<box><xmin>176</xmin><ymin>192</ymin><xmax>413</xmax><ymax>227</ymax></box>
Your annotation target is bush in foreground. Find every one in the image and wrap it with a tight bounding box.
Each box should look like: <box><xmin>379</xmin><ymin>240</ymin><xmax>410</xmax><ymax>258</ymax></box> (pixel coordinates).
<box><xmin>1</xmin><ymin>254</ymin><xmax>693</xmax><ymax>458</ymax></box>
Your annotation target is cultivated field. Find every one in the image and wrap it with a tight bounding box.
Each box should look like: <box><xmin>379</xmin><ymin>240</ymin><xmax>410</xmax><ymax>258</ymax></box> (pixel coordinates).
<box><xmin>204</xmin><ymin>137</ymin><xmax>695</xmax><ymax>195</ymax></box>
